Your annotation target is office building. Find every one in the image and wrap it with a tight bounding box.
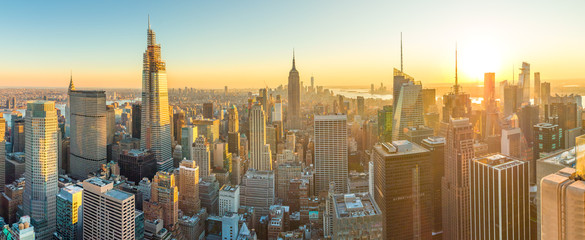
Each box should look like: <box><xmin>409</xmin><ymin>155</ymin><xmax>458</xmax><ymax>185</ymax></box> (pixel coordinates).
<box><xmin>378</xmin><ymin>105</ymin><xmax>393</xmax><ymax>142</ymax></box>
<box><xmin>1</xmin><ymin>178</ymin><xmax>25</xmax><ymax>225</ymax></box>
<box><xmin>0</xmin><ymin>116</ymin><xmax>4</xmax><ymax>192</ymax></box>
<box><xmin>203</xmin><ymin>102</ymin><xmax>214</xmax><ymax>119</ymax></box>
<box><xmin>22</xmin><ymin>101</ymin><xmax>59</xmax><ymax>239</ymax></box>
<box><xmin>314</xmin><ymin>114</ymin><xmax>348</xmax><ymax>194</ymax></box>
<box><xmin>173</xmin><ymin>111</ymin><xmax>186</xmax><ymax>145</ymax></box>
<box><xmin>132</xmin><ymin>103</ymin><xmax>142</xmax><ymax>139</ymax></box>
<box><xmin>503</xmin><ymin>84</ymin><xmax>522</xmax><ymax>117</ymax></box>
<box><xmin>540</xmin><ymin>82</ymin><xmax>551</xmax><ymax>109</ymax></box>
<box><xmin>192</xmin><ymin>119</ymin><xmax>220</xmax><ymax>143</ymax></box>
<box><xmin>222</xmin><ymin>212</ymin><xmax>240</xmax><ymax>240</ymax></box>
<box><xmin>502</xmin><ymin>126</ymin><xmax>523</xmax><ymax>159</ymax></box>
<box><xmin>135</xmin><ymin>210</ymin><xmax>145</xmax><ymax>240</ymax></box>
<box><xmin>373</xmin><ymin>141</ymin><xmax>432</xmax><ymax>239</ymax></box>
<box><xmin>219</xmin><ymin>185</ymin><xmax>240</xmax><ymax>216</ymax></box>
<box><xmin>178</xmin><ymin>160</ymin><xmax>201</xmax><ymax>216</ymax></box>
<box><xmin>442</xmin><ymin>118</ymin><xmax>474</xmax><ymax>240</ymax></box>
<box><xmin>534</xmin><ymin>123</ymin><xmax>562</xmax><ymax>161</ymax></box>
<box><xmin>347</xmin><ymin>171</ymin><xmax>369</xmax><ymax>194</ymax></box>
<box><xmin>273</xmin><ymin>95</ymin><xmax>283</xmax><ymax>122</ymax></box>
<box><xmin>69</xmin><ymin>87</ymin><xmax>107</xmax><ymax>179</ymax></box>
<box><xmin>181</xmin><ymin>125</ymin><xmax>197</xmax><ymax>160</ymax></box>
<box><xmin>83</xmin><ymin>178</ymin><xmax>135</xmax><ymax>239</ymax></box>
<box><xmin>356</xmin><ymin>96</ymin><xmax>365</xmax><ymax>116</ymax></box>
<box><xmin>518</xmin><ymin>62</ymin><xmax>531</xmax><ymax>104</ymax></box>
<box><xmin>3</xmin><ymin>216</ymin><xmax>35</xmax><ymax>240</ymax></box>
<box><xmin>199</xmin><ymin>175</ymin><xmax>220</xmax><ymax>215</ymax></box>
<box><xmin>470</xmin><ymin>154</ymin><xmax>530</xmax><ymax>239</ymax></box>
<box><xmin>250</xmin><ymin>103</ymin><xmax>272</xmax><ymax>170</ymax></box>
<box><xmin>146</xmin><ymin>171</ymin><xmax>179</xmax><ymax>231</ymax></box>
<box><xmin>540</xmin><ymin>135</ymin><xmax>585</xmax><ymax>239</ymax></box>
<box><xmin>422</xmin><ymin>88</ymin><xmax>436</xmax><ymax>113</ymax></box>
<box><xmin>276</xmin><ymin>162</ymin><xmax>302</xmax><ymax>200</ymax></box>
<box><xmin>193</xmin><ymin>136</ymin><xmax>211</xmax><ymax>178</ymax></box>
<box><xmin>421</xmin><ymin>136</ymin><xmax>445</xmax><ymax>239</ymax></box>
<box><xmin>534</xmin><ymin>72</ymin><xmax>541</xmax><ymax>105</ymax></box>
<box><xmin>392</xmin><ymin>80</ymin><xmax>424</xmax><ymax>141</ymax></box>
<box><xmin>240</xmin><ymin>169</ymin><xmax>275</xmax><ymax>216</ymax></box>
<box><xmin>11</xmin><ymin>119</ymin><xmax>25</xmax><ymax>153</ymax></box>
<box><xmin>329</xmin><ymin>193</ymin><xmax>383</xmax><ymax>239</ymax></box>
<box><xmin>118</xmin><ymin>149</ymin><xmax>157</xmax><ymax>183</ymax></box>
<box><xmin>140</xmin><ymin>19</ymin><xmax>173</xmax><ymax>164</ymax></box>
<box><xmin>55</xmin><ymin>185</ymin><xmax>83</xmax><ymax>240</ymax></box>
<box><xmin>404</xmin><ymin>125</ymin><xmax>434</xmax><ymax>145</ymax></box>
<box><xmin>287</xmin><ymin>51</ymin><xmax>301</xmax><ymax>130</ymax></box>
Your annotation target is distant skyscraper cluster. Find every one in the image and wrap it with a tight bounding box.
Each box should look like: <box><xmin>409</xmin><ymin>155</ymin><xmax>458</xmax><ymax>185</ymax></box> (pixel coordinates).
<box><xmin>3</xmin><ymin>18</ymin><xmax>585</xmax><ymax>240</ymax></box>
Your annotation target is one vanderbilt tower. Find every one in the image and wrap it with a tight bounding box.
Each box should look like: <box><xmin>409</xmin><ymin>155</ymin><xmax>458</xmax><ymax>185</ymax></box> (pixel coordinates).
<box><xmin>140</xmin><ymin>17</ymin><xmax>172</xmax><ymax>164</ymax></box>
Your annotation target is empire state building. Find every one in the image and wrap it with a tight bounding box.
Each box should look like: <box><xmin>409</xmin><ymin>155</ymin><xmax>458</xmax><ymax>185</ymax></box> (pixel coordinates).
<box><xmin>140</xmin><ymin>19</ymin><xmax>172</xmax><ymax>164</ymax></box>
<box><xmin>287</xmin><ymin>51</ymin><xmax>301</xmax><ymax>130</ymax></box>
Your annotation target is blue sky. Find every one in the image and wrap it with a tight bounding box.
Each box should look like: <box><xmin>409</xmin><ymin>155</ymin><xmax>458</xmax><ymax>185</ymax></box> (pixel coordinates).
<box><xmin>1</xmin><ymin>0</ymin><xmax>585</xmax><ymax>88</ymax></box>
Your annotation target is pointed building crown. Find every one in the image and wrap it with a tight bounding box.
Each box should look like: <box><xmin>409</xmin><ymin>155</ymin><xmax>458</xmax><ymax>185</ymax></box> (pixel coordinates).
<box><xmin>68</xmin><ymin>71</ymin><xmax>75</xmax><ymax>91</ymax></box>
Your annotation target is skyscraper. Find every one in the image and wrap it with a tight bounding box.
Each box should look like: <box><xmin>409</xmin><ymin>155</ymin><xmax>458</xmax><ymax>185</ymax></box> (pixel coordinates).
<box><xmin>132</xmin><ymin>103</ymin><xmax>142</xmax><ymax>139</ymax></box>
<box><xmin>228</xmin><ymin>105</ymin><xmax>239</xmax><ymax>133</ymax></box>
<box><xmin>181</xmin><ymin>125</ymin><xmax>197</xmax><ymax>160</ymax></box>
<box><xmin>372</xmin><ymin>141</ymin><xmax>432</xmax><ymax>239</ymax></box>
<box><xmin>314</xmin><ymin>114</ymin><xmax>348</xmax><ymax>194</ymax></box>
<box><xmin>23</xmin><ymin>101</ymin><xmax>59</xmax><ymax>239</ymax></box>
<box><xmin>442</xmin><ymin>118</ymin><xmax>474</xmax><ymax>240</ymax></box>
<box><xmin>203</xmin><ymin>102</ymin><xmax>214</xmax><ymax>119</ymax></box>
<box><xmin>287</xmin><ymin>51</ymin><xmax>301</xmax><ymax>130</ymax></box>
<box><xmin>470</xmin><ymin>154</ymin><xmax>530</xmax><ymax>239</ymax></box>
<box><xmin>240</xmin><ymin>169</ymin><xmax>275</xmax><ymax>216</ymax></box>
<box><xmin>69</xmin><ymin>85</ymin><xmax>107</xmax><ymax>179</ymax></box>
<box><xmin>441</xmin><ymin>47</ymin><xmax>471</xmax><ymax>127</ymax></box>
<box><xmin>356</xmin><ymin>96</ymin><xmax>365</xmax><ymax>116</ymax></box>
<box><xmin>178</xmin><ymin>160</ymin><xmax>201</xmax><ymax>216</ymax></box>
<box><xmin>421</xmin><ymin>136</ymin><xmax>446</xmax><ymax>239</ymax></box>
<box><xmin>55</xmin><ymin>185</ymin><xmax>84</xmax><ymax>240</ymax></box>
<box><xmin>0</xmin><ymin>116</ymin><xmax>5</xmax><ymax>193</ymax></box>
<box><xmin>146</xmin><ymin>171</ymin><xmax>179</xmax><ymax>231</ymax></box>
<box><xmin>83</xmin><ymin>178</ymin><xmax>135</xmax><ymax>240</ymax></box>
<box><xmin>140</xmin><ymin>18</ymin><xmax>173</xmax><ymax>164</ymax></box>
<box><xmin>518</xmin><ymin>62</ymin><xmax>531</xmax><ymax>104</ymax></box>
<box><xmin>193</xmin><ymin>136</ymin><xmax>211</xmax><ymax>178</ymax></box>
<box><xmin>392</xmin><ymin>79</ymin><xmax>424</xmax><ymax>141</ymax></box>
<box><xmin>484</xmin><ymin>72</ymin><xmax>499</xmax><ymax>139</ymax></box>
<box><xmin>534</xmin><ymin>72</ymin><xmax>541</xmax><ymax>105</ymax></box>
<box><xmin>540</xmin><ymin>135</ymin><xmax>585</xmax><ymax>239</ymax></box>
<box><xmin>11</xmin><ymin>119</ymin><xmax>25</xmax><ymax>153</ymax></box>
<box><xmin>249</xmin><ymin>103</ymin><xmax>272</xmax><ymax>171</ymax></box>
<box><xmin>173</xmin><ymin>111</ymin><xmax>186</xmax><ymax>145</ymax></box>
<box><xmin>378</xmin><ymin>105</ymin><xmax>393</xmax><ymax>142</ymax></box>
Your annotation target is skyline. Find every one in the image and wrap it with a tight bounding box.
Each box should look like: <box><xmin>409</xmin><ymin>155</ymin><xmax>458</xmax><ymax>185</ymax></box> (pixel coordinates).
<box><xmin>2</xmin><ymin>1</ymin><xmax>585</xmax><ymax>88</ymax></box>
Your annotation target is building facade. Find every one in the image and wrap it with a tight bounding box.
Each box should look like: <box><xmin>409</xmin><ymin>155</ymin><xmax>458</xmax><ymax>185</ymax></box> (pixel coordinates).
<box><xmin>23</xmin><ymin>101</ymin><xmax>59</xmax><ymax>239</ymax></box>
<box><xmin>314</xmin><ymin>115</ymin><xmax>348</xmax><ymax>194</ymax></box>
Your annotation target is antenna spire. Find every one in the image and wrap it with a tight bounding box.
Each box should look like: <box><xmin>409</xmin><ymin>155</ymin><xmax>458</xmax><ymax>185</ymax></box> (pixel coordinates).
<box><xmin>148</xmin><ymin>14</ymin><xmax>151</xmax><ymax>30</ymax></box>
<box><xmin>292</xmin><ymin>48</ymin><xmax>296</xmax><ymax>70</ymax></box>
<box><xmin>454</xmin><ymin>43</ymin><xmax>459</xmax><ymax>94</ymax></box>
<box><xmin>400</xmin><ymin>32</ymin><xmax>403</xmax><ymax>72</ymax></box>
<box><xmin>68</xmin><ymin>70</ymin><xmax>75</xmax><ymax>91</ymax></box>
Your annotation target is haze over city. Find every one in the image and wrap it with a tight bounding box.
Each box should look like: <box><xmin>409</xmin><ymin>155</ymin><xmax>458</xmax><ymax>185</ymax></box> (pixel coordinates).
<box><xmin>2</xmin><ymin>0</ymin><xmax>585</xmax><ymax>89</ymax></box>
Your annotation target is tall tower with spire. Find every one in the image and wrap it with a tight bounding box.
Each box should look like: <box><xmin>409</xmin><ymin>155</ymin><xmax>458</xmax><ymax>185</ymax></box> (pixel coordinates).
<box><xmin>287</xmin><ymin>50</ymin><xmax>301</xmax><ymax>130</ymax></box>
<box><xmin>441</xmin><ymin>45</ymin><xmax>471</xmax><ymax>126</ymax></box>
<box><xmin>140</xmin><ymin>17</ymin><xmax>173</xmax><ymax>164</ymax></box>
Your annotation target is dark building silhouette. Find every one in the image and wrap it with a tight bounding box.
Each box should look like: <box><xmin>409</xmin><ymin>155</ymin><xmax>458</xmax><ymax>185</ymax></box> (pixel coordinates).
<box><xmin>118</xmin><ymin>149</ymin><xmax>157</xmax><ymax>183</ymax></box>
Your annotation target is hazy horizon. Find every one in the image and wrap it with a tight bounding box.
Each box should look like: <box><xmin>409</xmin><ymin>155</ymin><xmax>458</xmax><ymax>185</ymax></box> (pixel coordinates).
<box><xmin>2</xmin><ymin>1</ymin><xmax>585</xmax><ymax>89</ymax></box>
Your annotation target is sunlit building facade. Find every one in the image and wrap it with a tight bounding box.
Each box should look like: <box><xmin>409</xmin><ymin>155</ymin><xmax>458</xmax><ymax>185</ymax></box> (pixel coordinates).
<box><xmin>140</xmin><ymin>20</ymin><xmax>173</xmax><ymax>164</ymax></box>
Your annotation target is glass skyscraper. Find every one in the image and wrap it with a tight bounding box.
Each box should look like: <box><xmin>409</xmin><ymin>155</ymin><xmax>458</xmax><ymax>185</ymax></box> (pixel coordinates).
<box><xmin>140</xmin><ymin>19</ymin><xmax>173</xmax><ymax>164</ymax></box>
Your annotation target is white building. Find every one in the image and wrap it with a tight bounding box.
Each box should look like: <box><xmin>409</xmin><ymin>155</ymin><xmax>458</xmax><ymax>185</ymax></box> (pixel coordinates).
<box><xmin>240</xmin><ymin>169</ymin><xmax>275</xmax><ymax>216</ymax></box>
<box><xmin>470</xmin><ymin>154</ymin><xmax>530</xmax><ymax>239</ymax></box>
<box><xmin>219</xmin><ymin>185</ymin><xmax>240</xmax><ymax>216</ymax></box>
<box><xmin>250</xmin><ymin>103</ymin><xmax>272</xmax><ymax>170</ymax></box>
<box><xmin>83</xmin><ymin>177</ymin><xmax>135</xmax><ymax>240</ymax></box>
<box><xmin>22</xmin><ymin>101</ymin><xmax>59</xmax><ymax>239</ymax></box>
<box><xmin>314</xmin><ymin>114</ymin><xmax>348</xmax><ymax>194</ymax></box>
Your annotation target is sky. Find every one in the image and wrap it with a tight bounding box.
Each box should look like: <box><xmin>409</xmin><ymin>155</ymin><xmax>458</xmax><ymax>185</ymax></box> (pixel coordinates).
<box><xmin>1</xmin><ymin>0</ymin><xmax>585</xmax><ymax>89</ymax></box>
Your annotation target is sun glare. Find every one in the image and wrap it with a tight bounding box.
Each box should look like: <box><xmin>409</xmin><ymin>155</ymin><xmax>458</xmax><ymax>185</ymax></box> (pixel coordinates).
<box><xmin>458</xmin><ymin>40</ymin><xmax>502</xmax><ymax>82</ymax></box>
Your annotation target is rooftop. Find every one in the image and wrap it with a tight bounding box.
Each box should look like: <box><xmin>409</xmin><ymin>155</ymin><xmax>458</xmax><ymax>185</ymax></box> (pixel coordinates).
<box><xmin>86</xmin><ymin>177</ymin><xmax>111</xmax><ymax>187</ymax></box>
<box><xmin>220</xmin><ymin>185</ymin><xmax>239</xmax><ymax>192</ymax></box>
<box><xmin>474</xmin><ymin>153</ymin><xmax>525</xmax><ymax>170</ymax></box>
<box><xmin>333</xmin><ymin>193</ymin><xmax>381</xmax><ymax>219</ymax></box>
<box><xmin>105</xmin><ymin>189</ymin><xmax>133</xmax><ymax>201</ymax></box>
<box><xmin>376</xmin><ymin>140</ymin><xmax>428</xmax><ymax>156</ymax></box>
